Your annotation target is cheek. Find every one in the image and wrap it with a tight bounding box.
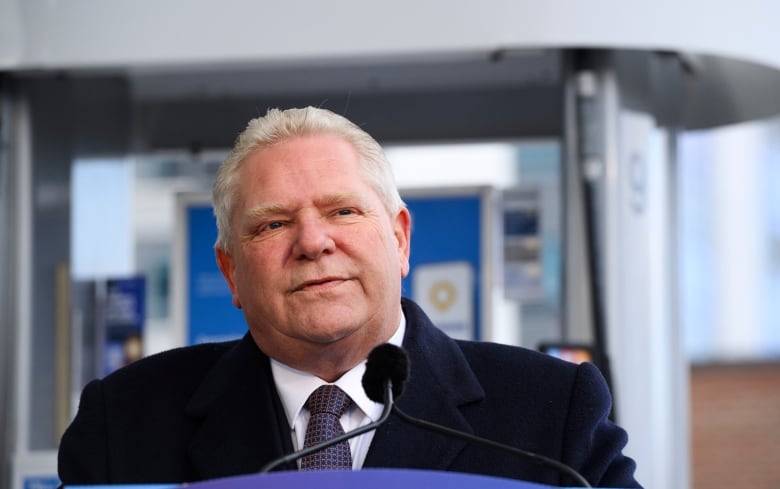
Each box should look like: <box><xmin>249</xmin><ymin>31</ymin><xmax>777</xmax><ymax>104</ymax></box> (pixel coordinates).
<box><xmin>371</xmin><ymin>230</ymin><xmax>407</xmax><ymax>278</ymax></box>
<box><xmin>232</xmin><ymin>250</ymin><xmax>273</xmax><ymax>288</ymax></box>
<box><xmin>241</xmin><ymin>240</ymin><xmax>284</xmax><ymax>268</ymax></box>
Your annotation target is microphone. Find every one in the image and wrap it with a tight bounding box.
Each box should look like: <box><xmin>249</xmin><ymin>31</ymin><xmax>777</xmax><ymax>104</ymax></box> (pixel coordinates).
<box><xmin>361</xmin><ymin>345</ymin><xmax>592</xmax><ymax>488</ymax></box>
<box><xmin>361</xmin><ymin>342</ymin><xmax>409</xmax><ymax>401</ymax></box>
<box><xmin>258</xmin><ymin>344</ymin><xmax>408</xmax><ymax>473</ymax></box>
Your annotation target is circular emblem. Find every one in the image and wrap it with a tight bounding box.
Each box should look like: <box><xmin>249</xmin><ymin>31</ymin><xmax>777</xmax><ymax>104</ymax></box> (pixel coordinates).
<box><xmin>429</xmin><ymin>280</ymin><xmax>457</xmax><ymax>312</ymax></box>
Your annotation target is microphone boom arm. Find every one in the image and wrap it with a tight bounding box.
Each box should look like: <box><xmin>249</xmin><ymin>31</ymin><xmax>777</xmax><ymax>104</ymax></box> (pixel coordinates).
<box><xmin>391</xmin><ymin>406</ymin><xmax>592</xmax><ymax>488</ymax></box>
<box><xmin>259</xmin><ymin>380</ymin><xmax>395</xmax><ymax>474</ymax></box>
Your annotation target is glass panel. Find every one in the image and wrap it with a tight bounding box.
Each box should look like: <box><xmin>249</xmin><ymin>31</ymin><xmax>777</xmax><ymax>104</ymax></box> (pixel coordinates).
<box><xmin>679</xmin><ymin>115</ymin><xmax>780</xmax><ymax>362</ymax></box>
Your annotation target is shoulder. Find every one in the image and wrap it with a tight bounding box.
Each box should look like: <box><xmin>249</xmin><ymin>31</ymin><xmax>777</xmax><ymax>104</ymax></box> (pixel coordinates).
<box><xmin>107</xmin><ymin>340</ymin><xmax>238</xmax><ymax>381</ymax></box>
<box><xmin>456</xmin><ymin>338</ymin><xmax>575</xmax><ymax>373</ymax></box>
<box><xmin>112</xmin><ymin>340</ymin><xmax>237</xmax><ymax>374</ymax></box>
<box><xmin>96</xmin><ymin>339</ymin><xmax>241</xmax><ymax>403</ymax></box>
<box><xmin>402</xmin><ymin>297</ymin><xmax>606</xmax><ymax>392</ymax></box>
<box><xmin>455</xmin><ymin>339</ymin><xmax>590</xmax><ymax>395</ymax></box>
<box><xmin>456</xmin><ymin>339</ymin><xmax>615</xmax><ymax>433</ymax></box>
<box><xmin>402</xmin><ymin>297</ymin><xmax>592</xmax><ymax>393</ymax></box>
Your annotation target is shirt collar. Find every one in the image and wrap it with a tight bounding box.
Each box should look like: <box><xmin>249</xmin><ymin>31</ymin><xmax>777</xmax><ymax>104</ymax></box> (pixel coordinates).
<box><xmin>271</xmin><ymin>313</ymin><xmax>406</xmax><ymax>429</ymax></box>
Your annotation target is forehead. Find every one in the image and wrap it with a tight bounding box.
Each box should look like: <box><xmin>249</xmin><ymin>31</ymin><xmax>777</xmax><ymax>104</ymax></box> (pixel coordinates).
<box><xmin>236</xmin><ymin>134</ymin><xmax>376</xmax><ymax>201</ymax></box>
<box><xmin>247</xmin><ymin>134</ymin><xmax>360</xmax><ymax>172</ymax></box>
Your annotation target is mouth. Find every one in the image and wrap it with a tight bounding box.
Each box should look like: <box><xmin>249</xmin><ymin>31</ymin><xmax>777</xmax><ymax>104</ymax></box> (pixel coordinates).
<box><xmin>293</xmin><ymin>277</ymin><xmax>348</xmax><ymax>292</ymax></box>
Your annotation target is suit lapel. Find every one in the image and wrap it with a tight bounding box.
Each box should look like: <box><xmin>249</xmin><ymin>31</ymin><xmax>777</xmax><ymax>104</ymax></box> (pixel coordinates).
<box><xmin>364</xmin><ymin>299</ymin><xmax>484</xmax><ymax>471</ymax></box>
<box><xmin>185</xmin><ymin>334</ymin><xmax>293</xmax><ymax>479</ymax></box>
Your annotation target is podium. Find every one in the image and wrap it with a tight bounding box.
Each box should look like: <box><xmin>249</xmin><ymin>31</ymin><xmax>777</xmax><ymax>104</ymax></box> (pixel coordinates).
<box><xmin>185</xmin><ymin>469</ymin><xmax>572</xmax><ymax>489</ymax></box>
<box><xmin>65</xmin><ymin>469</ymin><xmax>632</xmax><ymax>489</ymax></box>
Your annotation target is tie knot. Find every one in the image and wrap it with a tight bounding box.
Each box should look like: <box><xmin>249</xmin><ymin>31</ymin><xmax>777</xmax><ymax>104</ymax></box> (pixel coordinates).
<box><xmin>306</xmin><ymin>385</ymin><xmax>352</xmax><ymax>418</ymax></box>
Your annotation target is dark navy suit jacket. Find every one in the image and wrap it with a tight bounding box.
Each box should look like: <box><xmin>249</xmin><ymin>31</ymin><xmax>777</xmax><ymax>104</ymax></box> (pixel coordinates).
<box><xmin>58</xmin><ymin>298</ymin><xmax>640</xmax><ymax>488</ymax></box>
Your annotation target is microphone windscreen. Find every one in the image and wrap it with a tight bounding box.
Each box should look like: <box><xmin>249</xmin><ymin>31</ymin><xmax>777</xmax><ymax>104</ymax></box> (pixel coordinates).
<box><xmin>362</xmin><ymin>344</ymin><xmax>410</xmax><ymax>403</ymax></box>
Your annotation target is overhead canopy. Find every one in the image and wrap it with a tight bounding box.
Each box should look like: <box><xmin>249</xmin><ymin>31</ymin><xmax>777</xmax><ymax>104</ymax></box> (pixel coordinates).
<box><xmin>2</xmin><ymin>0</ymin><xmax>779</xmax><ymax>129</ymax></box>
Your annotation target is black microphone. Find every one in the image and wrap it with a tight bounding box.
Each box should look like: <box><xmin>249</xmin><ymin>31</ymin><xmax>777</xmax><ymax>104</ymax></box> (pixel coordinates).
<box><xmin>361</xmin><ymin>345</ymin><xmax>592</xmax><ymax>488</ymax></box>
<box><xmin>258</xmin><ymin>344</ymin><xmax>408</xmax><ymax>473</ymax></box>
<box><xmin>361</xmin><ymin>342</ymin><xmax>409</xmax><ymax>401</ymax></box>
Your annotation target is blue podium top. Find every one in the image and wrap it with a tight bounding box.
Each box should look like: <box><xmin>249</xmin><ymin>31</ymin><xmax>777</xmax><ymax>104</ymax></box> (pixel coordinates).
<box><xmin>67</xmin><ymin>469</ymin><xmax>595</xmax><ymax>489</ymax></box>
<box><xmin>188</xmin><ymin>469</ymin><xmax>557</xmax><ymax>489</ymax></box>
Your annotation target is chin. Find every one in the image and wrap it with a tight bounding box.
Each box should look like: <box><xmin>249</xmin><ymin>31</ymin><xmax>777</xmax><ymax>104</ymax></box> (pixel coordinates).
<box><xmin>303</xmin><ymin>322</ymin><xmax>362</xmax><ymax>344</ymax></box>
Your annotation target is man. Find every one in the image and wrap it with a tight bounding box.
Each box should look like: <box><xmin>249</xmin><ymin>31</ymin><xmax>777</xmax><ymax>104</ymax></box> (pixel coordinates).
<box><xmin>58</xmin><ymin>107</ymin><xmax>641</xmax><ymax>487</ymax></box>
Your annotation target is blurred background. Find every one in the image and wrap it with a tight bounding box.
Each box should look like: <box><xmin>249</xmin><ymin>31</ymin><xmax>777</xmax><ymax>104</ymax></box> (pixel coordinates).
<box><xmin>1</xmin><ymin>2</ymin><xmax>778</xmax><ymax>489</ymax></box>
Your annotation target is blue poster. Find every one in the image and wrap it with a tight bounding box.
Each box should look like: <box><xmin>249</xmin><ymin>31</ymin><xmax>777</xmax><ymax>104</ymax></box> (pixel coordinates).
<box><xmin>102</xmin><ymin>276</ymin><xmax>145</xmax><ymax>375</ymax></box>
<box><xmin>186</xmin><ymin>206</ymin><xmax>246</xmax><ymax>345</ymax></box>
<box><xmin>402</xmin><ymin>194</ymin><xmax>482</xmax><ymax>340</ymax></box>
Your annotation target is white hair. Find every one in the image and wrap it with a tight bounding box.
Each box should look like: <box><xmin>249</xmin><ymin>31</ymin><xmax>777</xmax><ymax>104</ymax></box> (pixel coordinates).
<box><xmin>212</xmin><ymin>106</ymin><xmax>404</xmax><ymax>252</ymax></box>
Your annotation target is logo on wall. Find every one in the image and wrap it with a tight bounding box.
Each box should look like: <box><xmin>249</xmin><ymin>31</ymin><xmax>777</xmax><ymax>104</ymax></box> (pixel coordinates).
<box><xmin>429</xmin><ymin>280</ymin><xmax>457</xmax><ymax>312</ymax></box>
<box><xmin>413</xmin><ymin>261</ymin><xmax>474</xmax><ymax>340</ymax></box>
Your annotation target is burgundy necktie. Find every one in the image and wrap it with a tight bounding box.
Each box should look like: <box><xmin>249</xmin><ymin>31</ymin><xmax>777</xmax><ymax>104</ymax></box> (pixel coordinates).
<box><xmin>300</xmin><ymin>385</ymin><xmax>354</xmax><ymax>470</ymax></box>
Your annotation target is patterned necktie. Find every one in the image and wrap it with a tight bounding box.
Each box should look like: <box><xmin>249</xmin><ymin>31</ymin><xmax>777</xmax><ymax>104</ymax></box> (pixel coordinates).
<box><xmin>300</xmin><ymin>385</ymin><xmax>354</xmax><ymax>470</ymax></box>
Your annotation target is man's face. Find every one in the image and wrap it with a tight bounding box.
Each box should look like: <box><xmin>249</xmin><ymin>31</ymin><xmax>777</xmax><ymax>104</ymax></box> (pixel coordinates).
<box><xmin>216</xmin><ymin>134</ymin><xmax>411</xmax><ymax>377</ymax></box>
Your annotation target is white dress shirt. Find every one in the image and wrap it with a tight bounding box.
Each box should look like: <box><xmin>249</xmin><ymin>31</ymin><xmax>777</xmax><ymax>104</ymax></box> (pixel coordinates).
<box><xmin>270</xmin><ymin>315</ymin><xmax>406</xmax><ymax>469</ymax></box>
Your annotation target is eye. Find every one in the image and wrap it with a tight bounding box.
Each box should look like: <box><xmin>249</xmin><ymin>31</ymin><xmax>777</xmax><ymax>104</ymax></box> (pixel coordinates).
<box><xmin>336</xmin><ymin>208</ymin><xmax>355</xmax><ymax>216</ymax></box>
<box><xmin>254</xmin><ymin>221</ymin><xmax>284</xmax><ymax>235</ymax></box>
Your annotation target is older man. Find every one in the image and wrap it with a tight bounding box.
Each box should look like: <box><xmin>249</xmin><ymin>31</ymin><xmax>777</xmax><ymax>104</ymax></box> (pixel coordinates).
<box><xmin>59</xmin><ymin>107</ymin><xmax>641</xmax><ymax>488</ymax></box>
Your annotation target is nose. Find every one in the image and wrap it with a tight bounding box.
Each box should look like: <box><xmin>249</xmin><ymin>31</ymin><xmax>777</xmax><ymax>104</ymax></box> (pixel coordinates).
<box><xmin>293</xmin><ymin>215</ymin><xmax>335</xmax><ymax>260</ymax></box>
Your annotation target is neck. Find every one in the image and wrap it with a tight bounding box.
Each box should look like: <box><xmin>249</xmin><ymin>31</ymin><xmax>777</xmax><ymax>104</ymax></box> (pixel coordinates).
<box><xmin>251</xmin><ymin>327</ymin><xmax>398</xmax><ymax>383</ymax></box>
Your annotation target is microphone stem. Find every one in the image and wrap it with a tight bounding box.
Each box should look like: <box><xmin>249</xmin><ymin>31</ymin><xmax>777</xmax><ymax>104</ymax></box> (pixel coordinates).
<box><xmin>259</xmin><ymin>381</ymin><xmax>395</xmax><ymax>474</ymax></box>
<box><xmin>391</xmin><ymin>407</ymin><xmax>592</xmax><ymax>488</ymax></box>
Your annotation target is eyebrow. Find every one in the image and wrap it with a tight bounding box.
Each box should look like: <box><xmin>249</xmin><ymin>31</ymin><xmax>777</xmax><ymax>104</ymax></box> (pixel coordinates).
<box><xmin>317</xmin><ymin>192</ymin><xmax>365</xmax><ymax>208</ymax></box>
<box><xmin>245</xmin><ymin>203</ymin><xmax>287</xmax><ymax>222</ymax></box>
<box><xmin>244</xmin><ymin>192</ymin><xmax>366</xmax><ymax>221</ymax></box>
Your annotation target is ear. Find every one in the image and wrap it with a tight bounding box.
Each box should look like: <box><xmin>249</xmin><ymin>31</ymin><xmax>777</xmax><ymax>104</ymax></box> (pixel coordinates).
<box><xmin>215</xmin><ymin>247</ymin><xmax>242</xmax><ymax>309</ymax></box>
<box><xmin>393</xmin><ymin>207</ymin><xmax>412</xmax><ymax>278</ymax></box>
